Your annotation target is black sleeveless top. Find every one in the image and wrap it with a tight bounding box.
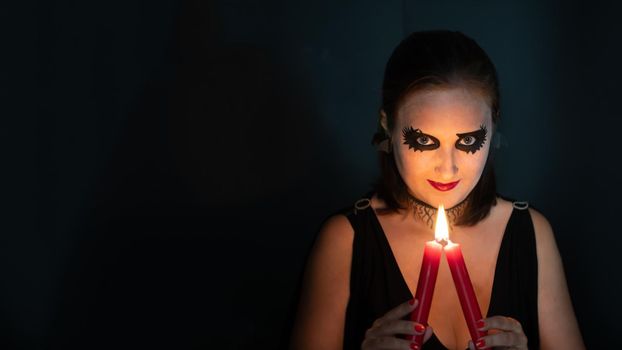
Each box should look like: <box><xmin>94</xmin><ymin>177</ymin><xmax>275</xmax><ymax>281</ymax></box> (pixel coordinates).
<box><xmin>342</xmin><ymin>199</ymin><xmax>540</xmax><ymax>350</ymax></box>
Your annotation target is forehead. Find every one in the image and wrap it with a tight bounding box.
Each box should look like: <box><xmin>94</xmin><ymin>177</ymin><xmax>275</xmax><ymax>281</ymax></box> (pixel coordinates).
<box><xmin>396</xmin><ymin>87</ymin><xmax>492</xmax><ymax>133</ymax></box>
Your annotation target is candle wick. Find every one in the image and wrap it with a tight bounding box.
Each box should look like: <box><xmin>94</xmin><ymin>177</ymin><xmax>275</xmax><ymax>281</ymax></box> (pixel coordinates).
<box><xmin>435</xmin><ymin>238</ymin><xmax>448</xmax><ymax>247</ymax></box>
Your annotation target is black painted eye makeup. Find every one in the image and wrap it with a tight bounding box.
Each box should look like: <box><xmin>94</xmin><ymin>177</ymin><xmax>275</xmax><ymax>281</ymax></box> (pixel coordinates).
<box><xmin>402</xmin><ymin>126</ymin><xmax>440</xmax><ymax>152</ymax></box>
<box><xmin>455</xmin><ymin>125</ymin><xmax>487</xmax><ymax>154</ymax></box>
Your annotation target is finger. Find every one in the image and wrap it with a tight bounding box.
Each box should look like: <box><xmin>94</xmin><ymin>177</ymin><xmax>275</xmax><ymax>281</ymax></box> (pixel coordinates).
<box><xmin>475</xmin><ymin>331</ymin><xmax>528</xmax><ymax>349</ymax></box>
<box><xmin>422</xmin><ymin>325</ymin><xmax>434</xmax><ymax>343</ymax></box>
<box><xmin>367</xmin><ymin>320</ymin><xmax>425</xmax><ymax>338</ymax></box>
<box><xmin>380</xmin><ymin>299</ymin><xmax>418</xmax><ymax>323</ymax></box>
<box><xmin>478</xmin><ymin>316</ymin><xmax>523</xmax><ymax>333</ymax></box>
<box><xmin>361</xmin><ymin>336</ymin><xmax>413</xmax><ymax>350</ymax></box>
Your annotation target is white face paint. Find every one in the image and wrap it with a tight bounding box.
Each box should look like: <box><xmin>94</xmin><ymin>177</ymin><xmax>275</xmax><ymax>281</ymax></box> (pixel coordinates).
<box><xmin>390</xmin><ymin>87</ymin><xmax>493</xmax><ymax>208</ymax></box>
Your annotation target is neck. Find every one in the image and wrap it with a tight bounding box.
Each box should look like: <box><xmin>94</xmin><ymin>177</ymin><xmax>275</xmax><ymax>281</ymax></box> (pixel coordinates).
<box><xmin>407</xmin><ymin>194</ymin><xmax>469</xmax><ymax>230</ymax></box>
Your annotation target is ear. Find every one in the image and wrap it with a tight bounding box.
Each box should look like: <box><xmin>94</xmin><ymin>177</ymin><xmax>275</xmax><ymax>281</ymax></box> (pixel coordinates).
<box><xmin>379</xmin><ymin>109</ymin><xmax>389</xmax><ymax>134</ymax></box>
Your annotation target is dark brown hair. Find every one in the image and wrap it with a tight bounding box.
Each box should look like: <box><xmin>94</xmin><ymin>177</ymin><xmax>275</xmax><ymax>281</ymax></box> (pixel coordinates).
<box><xmin>372</xmin><ymin>30</ymin><xmax>500</xmax><ymax>226</ymax></box>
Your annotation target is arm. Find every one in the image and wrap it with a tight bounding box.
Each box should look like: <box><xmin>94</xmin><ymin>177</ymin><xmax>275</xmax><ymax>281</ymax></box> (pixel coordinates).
<box><xmin>530</xmin><ymin>209</ymin><xmax>585</xmax><ymax>349</ymax></box>
<box><xmin>289</xmin><ymin>214</ymin><xmax>354</xmax><ymax>350</ymax></box>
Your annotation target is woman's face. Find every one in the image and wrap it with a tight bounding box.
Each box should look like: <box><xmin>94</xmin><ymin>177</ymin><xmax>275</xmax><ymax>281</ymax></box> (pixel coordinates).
<box><xmin>389</xmin><ymin>87</ymin><xmax>493</xmax><ymax>209</ymax></box>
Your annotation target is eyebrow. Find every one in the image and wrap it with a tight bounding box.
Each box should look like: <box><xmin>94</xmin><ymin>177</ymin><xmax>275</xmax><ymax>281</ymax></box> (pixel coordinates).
<box><xmin>456</xmin><ymin>125</ymin><xmax>487</xmax><ymax>138</ymax></box>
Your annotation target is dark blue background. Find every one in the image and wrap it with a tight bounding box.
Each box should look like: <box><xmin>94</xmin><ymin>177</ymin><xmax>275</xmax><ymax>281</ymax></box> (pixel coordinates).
<box><xmin>4</xmin><ymin>0</ymin><xmax>621</xmax><ymax>348</ymax></box>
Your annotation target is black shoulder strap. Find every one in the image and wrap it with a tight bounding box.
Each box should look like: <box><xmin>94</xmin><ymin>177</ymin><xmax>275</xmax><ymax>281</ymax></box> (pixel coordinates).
<box><xmin>489</xmin><ymin>204</ymin><xmax>540</xmax><ymax>349</ymax></box>
<box><xmin>343</xmin><ymin>196</ymin><xmax>374</xmax><ymax>291</ymax></box>
<box><xmin>343</xmin><ymin>196</ymin><xmax>375</xmax><ymax>350</ymax></box>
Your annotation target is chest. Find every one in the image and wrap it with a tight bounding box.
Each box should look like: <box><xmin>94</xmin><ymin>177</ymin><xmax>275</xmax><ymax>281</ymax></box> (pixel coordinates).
<box><xmin>379</xmin><ymin>218</ymin><xmax>506</xmax><ymax>349</ymax></box>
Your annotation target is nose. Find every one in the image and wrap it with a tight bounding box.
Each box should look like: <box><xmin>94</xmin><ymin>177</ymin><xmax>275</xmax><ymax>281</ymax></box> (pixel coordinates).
<box><xmin>434</xmin><ymin>147</ymin><xmax>458</xmax><ymax>180</ymax></box>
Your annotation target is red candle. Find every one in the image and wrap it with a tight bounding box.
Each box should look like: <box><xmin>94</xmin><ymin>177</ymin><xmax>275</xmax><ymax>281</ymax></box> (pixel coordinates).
<box><xmin>408</xmin><ymin>205</ymin><xmax>448</xmax><ymax>349</ymax></box>
<box><xmin>444</xmin><ymin>241</ymin><xmax>487</xmax><ymax>349</ymax></box>
<box><xmin>408</xmin><ymin>240</ymin><xmax>442</xmax><ymax>348</ymax></box>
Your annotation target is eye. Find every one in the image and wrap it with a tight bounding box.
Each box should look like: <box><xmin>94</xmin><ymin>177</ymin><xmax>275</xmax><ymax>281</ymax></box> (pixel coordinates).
<box><xmin>417</xmin><ymin>135</ymin><xmax>433</xmax><ymax>145</ymax></box>
<box><xmin>455</xmin><ymin>125</ymin><xmax>488</xmax><ymax>154</ymax></box>
<box><xmin>459</xmin><ymin>135</ymin><xmax>476</xmax><ymax>146</ymax></box>
<box><xmin>402</xmin><ymin>126</ymin><xmax>440</xmax><ymax>152</ymax></box>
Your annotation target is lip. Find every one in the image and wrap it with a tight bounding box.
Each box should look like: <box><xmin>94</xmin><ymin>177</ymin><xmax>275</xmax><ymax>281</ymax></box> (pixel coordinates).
<box><xmin>427</xmin><ymin>179</ymin><xmax>460</xmax><ymax>192</ymax></box>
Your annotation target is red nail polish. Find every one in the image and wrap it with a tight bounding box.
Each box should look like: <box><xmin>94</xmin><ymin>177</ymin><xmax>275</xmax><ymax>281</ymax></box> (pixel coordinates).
<box><xmin>408</xmin><ymin>298</ymin><xmax>416</xmax><ymax>305</ymax></box>
<box><xmin>477</xmin><ymin>320</ymin><xmax>485</xmax><ymax>329</ymax></box>
<box><xmin>475</xmin><ymin>339</ymin><xmax>486</xmax><ymax>349</ymax></box>
<box><xmin>414</xmin><ymin>324</ymin><xmax>425</xmax><ymax>333</ymax></box>
<box><xmin>410</xmin><ymin>343</ymin><xmax>420</xmax><ymax>350</ymax></box>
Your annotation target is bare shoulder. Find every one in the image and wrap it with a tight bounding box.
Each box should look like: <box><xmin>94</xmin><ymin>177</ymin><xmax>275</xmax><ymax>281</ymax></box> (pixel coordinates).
<box><xmin>315</xmin><ymin>214</ymin><xmax>355</xmax><ymax>248</ymax></box>
<box><xmin>526</xmin><ymin>207</ymin><xmax>586</xmax><ymax>349</ymax></box>
<box><xmin>303</xmin><ymin>213</ymin><xmax>354</xmax><ymax>295</ymax></box>
<box><xmin>527</xmin><ymin>207</ymin><xmax>561</xmax><ymax>270</ymax></box>
<box><xmin>307</xmin><ymin>214</ymin><xmax>355</xmax><ymax>268</ymax></box>
<box><xmin>527</xmin><ymin>207</ymin><xmax>556</xmax><ymax>253</ymax></box>
<box><xmin>304</xmin><ymin>213</ymin><xmax>355</xmax><ymax>293</ymax></box>
<box><xmin>290</xmin><ymin>213</ymin><xmax>354</xmax><ymax>350</ymax></box>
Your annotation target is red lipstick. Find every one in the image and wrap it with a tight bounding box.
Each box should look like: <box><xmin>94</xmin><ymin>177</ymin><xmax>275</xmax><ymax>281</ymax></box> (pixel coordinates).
<box><xmin>427</xmin><ymin>180</ymin><xmax>460</xmax><ymax>192</ymax></box>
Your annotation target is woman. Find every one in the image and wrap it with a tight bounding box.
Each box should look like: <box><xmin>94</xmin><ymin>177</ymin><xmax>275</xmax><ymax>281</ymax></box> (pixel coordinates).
<box><xmin>290</xmin><ymin>31</ymin><xmax>584</xmax><ymax>350</ymax></box>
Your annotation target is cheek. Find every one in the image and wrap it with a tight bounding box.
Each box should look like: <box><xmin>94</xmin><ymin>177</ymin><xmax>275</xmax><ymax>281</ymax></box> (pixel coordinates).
<box><xmin>394</xmin><ymin>149</ymin><xmax>432</xmax><ymax>179</ymax></box>
<box><xmin>459</xmin><ymin>149</ymin><xmax>489</xmax><ymax>179</ymax></box>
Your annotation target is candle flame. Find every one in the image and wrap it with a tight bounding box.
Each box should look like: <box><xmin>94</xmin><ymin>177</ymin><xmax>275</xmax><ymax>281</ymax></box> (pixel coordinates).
<box><xmin>434</xmin><ymin>204</ymin><xmax>449</xmax><ymax>243</ymax></box>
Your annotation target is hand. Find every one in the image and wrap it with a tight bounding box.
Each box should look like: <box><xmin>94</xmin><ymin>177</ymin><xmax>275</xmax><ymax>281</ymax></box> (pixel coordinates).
<box><xmin>468</xmin><ymin>316</ymin><xmax>528</xmax><ymax>350</ymax></box>
<box><xmin>362</xmin><ymin>298</ymin><xmax>433</xmax><ymax>350</ymax></box>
